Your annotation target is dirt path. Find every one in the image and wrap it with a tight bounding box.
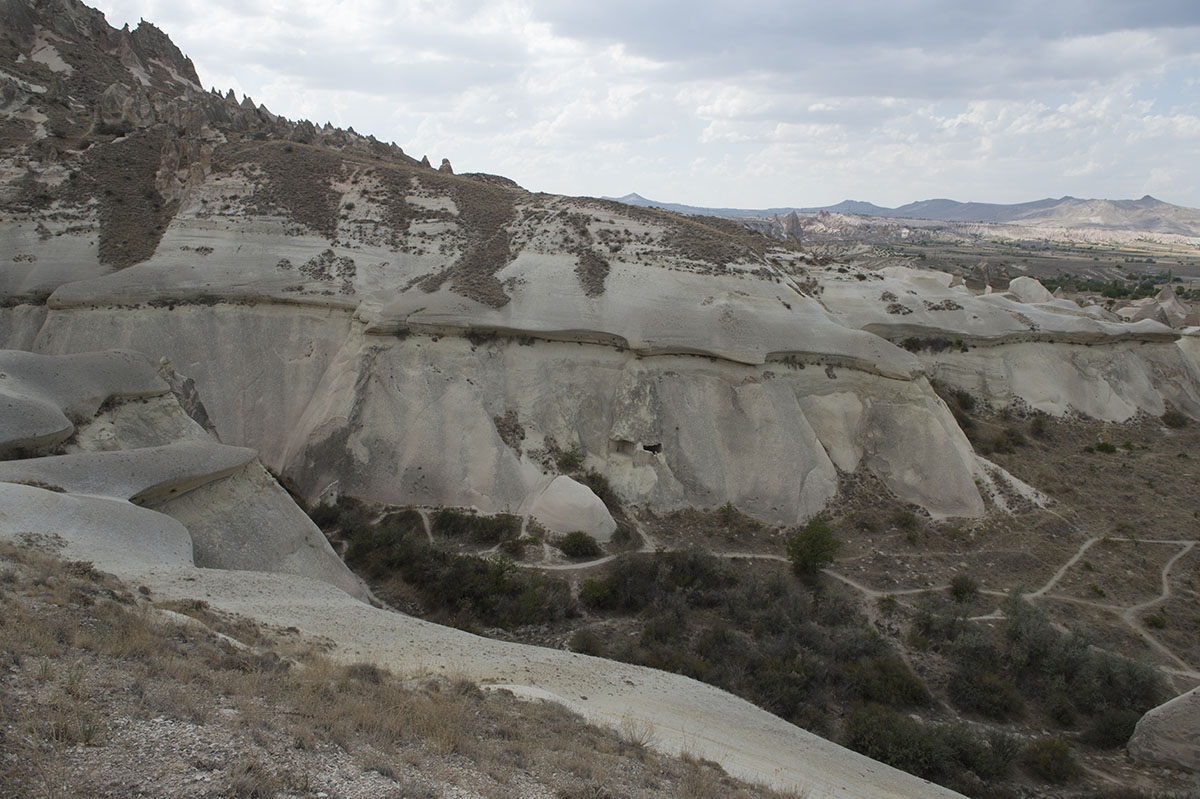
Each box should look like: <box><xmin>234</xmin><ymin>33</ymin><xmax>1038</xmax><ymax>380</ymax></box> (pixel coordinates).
<box><xmin>517</xmin><ymin>524</ymin><xmax>1200</xmax><ymax>686</ymax></box>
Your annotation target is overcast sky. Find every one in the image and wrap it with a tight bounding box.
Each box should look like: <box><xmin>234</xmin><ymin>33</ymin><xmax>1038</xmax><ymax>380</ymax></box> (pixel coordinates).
<box><xmin>92</xmin><ymin>1</ymin><xmax>1200</xmax><ymax>209</ymax></box>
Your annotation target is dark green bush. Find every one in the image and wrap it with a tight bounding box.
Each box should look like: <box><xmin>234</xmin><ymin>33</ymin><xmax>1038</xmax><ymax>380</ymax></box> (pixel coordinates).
<box><xmin>567</xmin><ymin>628</ymin><xmax>604</xmax><ymax>656</ymax></box>
<box><xmin>431</xmin><ymin>508</ymin><xmax>520</xmax><ymax>545</ymax></box>
<box><xmin>555</xmin><ymin>444</ymin><xmax>585</xmax><ymax>471</ymax></box>
<box><xmin>580</xmin><ymin>549</ymin><xmax>734</xmax><ymax>613</ymax></box>
<box><xmin>579</xmin><ymin>470</ymin><xmax>621</xmax><ymax>512</ymax></box>
<box><xmin>843</xmin><ymin>703</ymin><xmax>940</xmax><ymax>778</ymax></box>
<box><xmin>1161</xmin><ymin>409</ymin><xmax>1189</xmax><ymax>428</ymax></box>
<box><xmin>1024</xmin><ymin>736</ymin><xmax>1079</xmax><ymax>783</ymax></box>
<box><xmin>1094</xmin><ymin>441</ymin><xmax>1117</xmax><ymax>454</ymax></box>
<box><xmin>343</xmin><ymin>519</ymin><xmax>575</xmax><ymax>629</ymax></box>
<box><xmin>1030</xmin><ymin>413</ymin><xmax>1050</xmax><ymax>438</ymax></box>
<box><xmin>954</xmin><ymin>390</ymin><xmax>975</xmax><ymax>412</ymax></box>
<box><xmin>839</xmin><ymin>654</ymin><xmax>929</xmax><ymax>707</ymax></box>
<box><xmin>949</xmin><ymin>667</ymin><xmax>1025</xmax><ymax>720</ymax></box>
<box><xmin>949</xmin><ymin>574</ymin><xmax>979</xmax><ymax>604</ymax></box>
<box><xmin>557</xmin><ymin>531</ymin><xmax>602</xmax><ymax>558</ymax></box>
<box><xmin>583</xmin><ymin>553</ymin><xmax>921</xmax><ymax>734</ymax></box>
<box><xmin>786</xmin><ymin>516</ymin><xmax>840</xmax><ymax>577</ymax></box>
<box><xmin>843</xmin><ymin>704</ymin><xmax>1017</xmax><ymax>785</ymax></box>
<box><xmin>1082</xmin><ymin>707</ymin><xmax>1143</xmax><ymax>749</ymax></box>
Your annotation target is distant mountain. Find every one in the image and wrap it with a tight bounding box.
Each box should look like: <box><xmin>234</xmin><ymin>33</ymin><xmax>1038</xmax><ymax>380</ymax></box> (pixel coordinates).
<box><xmin>606</xmin><ymin>193</ymin><xmax>1200</xmax><ymax>237</ymax></box>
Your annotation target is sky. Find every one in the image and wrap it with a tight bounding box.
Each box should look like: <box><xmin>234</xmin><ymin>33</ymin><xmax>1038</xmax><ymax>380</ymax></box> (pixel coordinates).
<box><xmin>91</xmin><ymin>0</ymin><xmax>1200</xmax><ymax>209</ymax></box>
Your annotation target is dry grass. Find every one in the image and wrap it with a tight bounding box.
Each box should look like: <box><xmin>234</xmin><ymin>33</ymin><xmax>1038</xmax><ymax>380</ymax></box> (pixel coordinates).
<box><xmin>0</xmin><ymin>542</ymin><xmax>804</xmax><ymax>799</ymax></box>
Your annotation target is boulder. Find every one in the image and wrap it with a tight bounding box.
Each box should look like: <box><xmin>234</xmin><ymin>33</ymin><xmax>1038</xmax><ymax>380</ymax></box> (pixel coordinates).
<box><xmin>1007</xmin><ymin>276</ymin><xmax>1054</xmax><ymax>304</ymax></box>
<box><xmin>529</xmin><ymin>475</ymin><xmax>616</xmax><ymax>541</ymax></box>
<box><xmin>1128</xmin><ymin>686</ymin><xmax>1200</xmax><ymax>772</ymax></box>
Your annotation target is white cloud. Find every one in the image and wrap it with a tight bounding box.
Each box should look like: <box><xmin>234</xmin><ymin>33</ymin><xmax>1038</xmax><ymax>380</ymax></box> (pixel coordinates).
<box><xmin>89</xmin><ymin>0</ymin><xmax>1200</xmax><ymax>208</ymax></box>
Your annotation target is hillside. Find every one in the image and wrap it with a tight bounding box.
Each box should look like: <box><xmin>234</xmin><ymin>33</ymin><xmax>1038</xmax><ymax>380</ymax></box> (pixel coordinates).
<box><xmin>2</xmin><ymin>2</ymin><xmax>1200</xmax><ymax>798</ymax></box>
<box><xmin>610</xmin><ymin>192</ymin><xmax>1200</xmax><ymax>238</ymax></box>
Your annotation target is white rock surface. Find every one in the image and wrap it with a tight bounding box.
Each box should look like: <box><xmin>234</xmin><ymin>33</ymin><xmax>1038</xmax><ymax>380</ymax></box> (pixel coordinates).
<box><xmin>0</xmin><ymin>440</ymin><xmax>256</xmax><ymax>504</ymax></box>
<box><xmin>0</xmin><ymin>349</ymin><xmax>369</xmax><ymax>601</ymax></box>
<box><xmin>1128</xmin><ymin>686</ymin><xmax>1200</xmax><ymax>772</ymax></box>
<box><xmin>0</xmin><ymin>481</ymin><xmax>193</xmax><ymax>570</ymax></box>
<box><xmin>1007</xmin><ymin>276</ymin><xmax>1055</xmax><ymax>304</ymax></box>
<box><xmin>0</xmin><ymin>348</ymin><xmax>169</xmax><ymax>454</ymax></box>
<box><xmin>528</xmin><ymin>475</ymin><xmax>617</xmax><ymax>540</ymax></box>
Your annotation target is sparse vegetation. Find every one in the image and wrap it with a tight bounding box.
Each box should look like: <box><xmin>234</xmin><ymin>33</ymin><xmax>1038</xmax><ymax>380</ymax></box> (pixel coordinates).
<box><xmin>0</xmin><ymin>543</ymin><xmax>796</xmax><ymax>799</ymax></box>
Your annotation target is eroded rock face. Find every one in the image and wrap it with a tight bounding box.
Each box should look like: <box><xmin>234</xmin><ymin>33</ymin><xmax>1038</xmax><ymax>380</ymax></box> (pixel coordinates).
<box><xmin>0</xmin><ymin>349</ymin><xmax>369</xmax><ymax>601</ymax></box>
<box><xmin>2</xmin><ymin>0</ymin><xmax>1198</xmax><ymax>531</ymax></box>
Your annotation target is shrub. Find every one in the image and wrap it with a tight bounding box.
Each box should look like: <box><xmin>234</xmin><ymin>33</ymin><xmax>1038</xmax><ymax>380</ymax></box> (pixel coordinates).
<box><xmin>1161</xmin><ymin>408</ymin><xmax>1189</xmax><ymax>428</ymax></box>
<box><xmin>568</xmin><ymin>628</ymin><xmax>605</xmax><ymax>656</ymax></box>
<box><xmin>786</xmin><ymin>516</ymin><xmax>840</xmax><ymax>577</ymax></box>
<box><xmin>949</xmin><ymin>574</ymin><xmax>979</xmax><ymax>604</ymax></box>
<box><xmin>557</xmin><ymin>531</ymin><xmax>602</xmax><ymax>559</ymax></box>
<box><xmin>1094</xmin><ymin>441</ymin><xmax>1117</xmax><ymax>454</ymax></box>
<box><xmin>579</xmin><ymin>470</ymin><xmax>622</xmax><ymax>512</ymax></box>
<box><xmin>838</xmin><ymin>654</ymin><xmax>929</xmax><ymax>707</ymax></box>
<box><xmin>954</xmin><ymin>390</ymin><xmax>975</xmax><ymax>412</ymax></box>
<box><xmin>1082</xmin><ymin>707</ymin><xmax>1143</xmax><ymax>749</ymax></box>
<box><xmin>556</xmin><ymin>444</ymin><xmax>585</xmax><ymax>472</ymax></box>
<box><xmin>843</xmin><ymin>703</ymin><xmax>941</xmax><ymax>778</ymax></box>
<box><xmin>580</xmin><ymin>550</ymin><xmax>734</xmax><ymax>613</ymax></box>
<box><xmin>343</xmin><ymin>521</ymin><xmax>575</xmax><ymax>628</ymax></box>
<box><xmin>1030</xmin><ymin>413</ymin><xmax>1050</xmax><ymax>438</ymax></box>
<box><xmin>1024</xmin><ymin>736</ymin><xmax>1079</xmax><ymax>783</ymax></box>
<box><xmin>948</xmin><ymin>667</ymin><xmax>1025</xmax><ymax>720</ymax></box>
<box><xmin>843</xmin><ymin>704</ymin><xmax>1014</xmax><ymax>785</ymax></box>
<box><xmin>430</xmin><ymin>508</ymin><xmax>520</xmax><ymax>545</ymax></box>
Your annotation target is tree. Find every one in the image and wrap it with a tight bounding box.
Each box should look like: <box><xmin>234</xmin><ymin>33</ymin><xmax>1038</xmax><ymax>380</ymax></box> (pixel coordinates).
<box><xmin>786</xmin><ymin>516</ymin><xmax>840</xmax><ymax>578</ymax></box>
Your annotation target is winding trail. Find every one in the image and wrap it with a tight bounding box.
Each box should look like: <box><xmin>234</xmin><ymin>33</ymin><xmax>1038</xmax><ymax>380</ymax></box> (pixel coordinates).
<box><xmin>505</xmin><ymin>515</ymin><xmax>1200</xmax><ymax>689</ymax></box>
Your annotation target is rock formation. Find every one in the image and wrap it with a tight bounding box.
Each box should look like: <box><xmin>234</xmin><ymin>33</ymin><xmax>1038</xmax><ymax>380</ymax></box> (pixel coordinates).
<box><xmin>0</xmin><ymin>348</ymin><xmax>368</xmax><ymax>600</ymax></box>
<box><xmin>1128</xmin><ymin>686</ymin><xmax>1200</xmax><ymax>772</ymax></box>
<box><xmin>2</xmin><ymin>0</ymin><xmax>1197</xmax><ymax>532</ymax></box>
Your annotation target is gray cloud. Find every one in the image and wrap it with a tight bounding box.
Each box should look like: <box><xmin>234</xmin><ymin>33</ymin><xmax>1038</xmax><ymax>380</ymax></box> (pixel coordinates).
<box><xmin>91</xmin><ymin>0</ymin><xmax>1200</xmax><ymax>208</ymax></box>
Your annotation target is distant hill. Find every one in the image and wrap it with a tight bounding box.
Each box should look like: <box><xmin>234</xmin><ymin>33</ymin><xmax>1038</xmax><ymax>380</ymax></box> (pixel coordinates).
<box><xmin>606</xmin><ymin>193</ymin><xmax>1200</xmax><ymax>237</ymax></box>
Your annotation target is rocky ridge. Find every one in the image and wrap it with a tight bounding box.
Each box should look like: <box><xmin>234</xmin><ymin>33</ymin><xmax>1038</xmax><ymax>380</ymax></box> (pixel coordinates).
<box><xmin>2</xmin><ymin>3</ymin><xmax>1200</xmax><ymax>793</ymax></box>
<box><xmin>6</xmin><ymin>0</ymin><xmax>1198</xmax><ymax>534</ymax></box>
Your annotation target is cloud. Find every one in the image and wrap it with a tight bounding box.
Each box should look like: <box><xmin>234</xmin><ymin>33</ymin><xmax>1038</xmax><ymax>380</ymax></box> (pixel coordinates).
<box><xmin>90</xmin><ymin>0</ymin><xmax>1200</xmax><ymax>208</ymax></box>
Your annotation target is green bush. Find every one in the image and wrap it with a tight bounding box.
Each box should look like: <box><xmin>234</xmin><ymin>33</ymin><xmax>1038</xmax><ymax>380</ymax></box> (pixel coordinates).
<box><xmin>555</xmin><ymin>443</ymin><xmax>585</xmax><ymax>471</ymax></box>
<box><xmin>954</xmin><ymin>390</ymin><xmax>975</xmax><ymax>412</ymax></box>
<box><xmin>557</xmin><ymin>531</ymin><xmax>602</xmax><ymax>559</ymax></box>
<box><xmin>949</xmin><ymin>574</ymin><xmax>979</xmax><ymax>604</ymax></box>
<box><xmin>580</xmin><ymin>549</ymin><xmax>734</xmax><ymax>613</ymax></box>
<box><xmin>1030</xmin><ymin>413</ymin><xmax>1050</xmax><ymax>438</ymax></box>
<box><xmin>343</xmin><ymin>518</ymin><xmax>575</xmax><ymax>629</ymax></box>
<box><xmin>948</xmin><ymin>667</ymin><xmax>1025</xmax><ymax>720</ymax></box>
<box><xmin>567</xmin><ymin>628</ymin><xmax>604</xmax><ymax>656</ymax></box>
<box><xmin>1094</xmin><ymin>441</ymin><xmax>1117</xmax><ymax>454</ymax></box>
<box><xmin>1082</xmin><ymin>707</ymin><xmax>1142</xmax><ymax>749</ymax></box>
<box><xmin>843</xmin><ymin>704</ymin><xmax>1017</xmax><ymax>785</ymax></box>
<box><xmin>786</xmin><ymin>516</ymin><xmax>840</xmax><ymax>577</ymax></box>
<box><xmin>839</xmin><ymin>654</ymin><xmax>929</xmax><ymax>707</ymax></box>
<box><xmin>1024</xmin><ymin>736</ymin><xmax>1079</xmax><ymax>783</ymax></box>
<box><xmin>579</xmin><ymin>470</ymin><xmax>622</xmax><ymax>512</ymax></box>
<box><xmin>430</xmin><ymin>508</ymin><xmax>520</xmax><ymax>544</ymax></box>
<box><xmin>843</xmin><ymin>703</ymin><xmax>940</xmax><ymax>778</ymax></box>
<box><xmin>1161</xmin><ymin>409</ymin><xmax>1189</xmax><ymax>428</ymax></box>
